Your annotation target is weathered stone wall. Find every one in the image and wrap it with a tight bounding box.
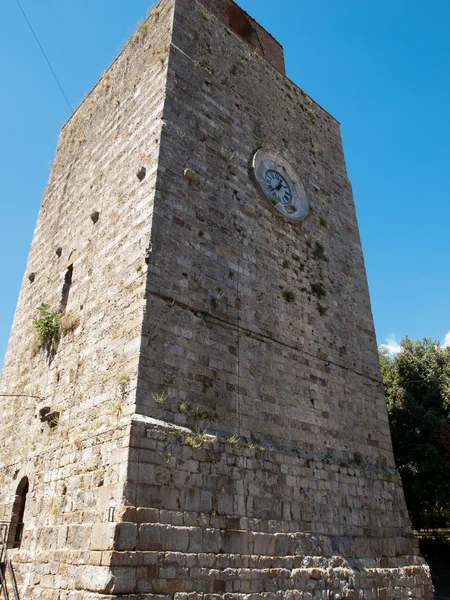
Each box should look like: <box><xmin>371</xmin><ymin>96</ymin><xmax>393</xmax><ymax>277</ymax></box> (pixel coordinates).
<box><xmin>138</xmin><ymin>0</ymin><xmax>393</xmax><ymax>467</ymax></box>
<box><xmin>6</xmin><ymin>422</ymin><xmax>132</xmax><ymax>599</ymax></box>
<box><xmin>84</xmin><ymin>417</ymin><xmax>432</xmax><ymax>598</ymax></box>
<box><xmin>199</xmin><ymin>0</ymin><xmax>286</xmax><ymax>74</ymax></box>
<box><xmin>127</xmin><ymin>1</ymin><xmax>430</xmax><ymax>596</ymax></box>
<box><xmin>0</xmin><ymin>1</ymin><xmax>174</xmax><ymax>597</ymax></box>
<box><xmin>0</xmin><ymin>0</ymin><xmax>433</xmax><ymax>597</ymax></box>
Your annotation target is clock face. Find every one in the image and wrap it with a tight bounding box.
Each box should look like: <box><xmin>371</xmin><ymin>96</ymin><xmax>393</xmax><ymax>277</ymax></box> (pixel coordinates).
<box><xmin>252</xmin><ymin>150</ymin><xmax>309</xmax><ymax>221</ymax></box>
<box><xmin>265</xmin><ymin>170</ymin><xmax>292</xmax><ymax>205</ymax></box>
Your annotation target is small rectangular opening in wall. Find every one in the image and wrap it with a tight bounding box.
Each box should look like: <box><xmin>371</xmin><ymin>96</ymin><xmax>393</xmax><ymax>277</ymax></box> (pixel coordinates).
<box><xmin>60</xmin><ymin>265</ymin><xmax>73</xmax><ymax>313</ymax></box>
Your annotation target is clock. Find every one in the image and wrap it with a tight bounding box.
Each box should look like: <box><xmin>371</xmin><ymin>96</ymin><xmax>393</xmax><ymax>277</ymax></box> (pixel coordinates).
<box><xmin>252</xmin><ymin>149</ymin><xmax>309</xmax><ymax>221</ymax></box>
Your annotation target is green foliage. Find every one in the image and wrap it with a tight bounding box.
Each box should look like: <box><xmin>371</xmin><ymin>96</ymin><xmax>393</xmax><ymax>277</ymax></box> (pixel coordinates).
<box><xmin>59</xmin><ymin>312</ymin><xmax>79</xmax><ymax>336</ymax></box>
<box><xmin>32</xmin><ymin>304</ymin><xmax>60</xmax><ymax>350</ymax></box>
<box><xmin>282</xmin><ymin>290</ymin><xmax>296</xmax><ymax>303</ymax></box>
<box><xmin>306</xmin><ymin>231</ymin><xmax>322</xmax><ymax>248</ymax></box>
<box><xmin>353</xmin><ymin>452</ymin><xmax>363</xmax><ymax>465</ymax></box>
<box><xmin>380</xmin><ymin>338</ymin><xmax>450</xmax><ymax>529</ymax></box>
<box><xmin>226</xmin><ymin>434</ymin><xmax>239</xmax><ymax>445</ymax></box>
<box><xmin>307</xmin><ymin>108</ymin><xmax>316</xmax><ymax>124</ymax></box>
<box><xmin>312</xmin><ymin>242</ymin><xmax>328</xmax><ymax>261</ymax></box>
<box><xmin>317</xmin><ymin>303</ymin><xmax>327</xmax><ymax>317</ymax></box>
<box><xmin>193</xmin><ymin>408</ymin><xmax>211</xmax><ymax>421</ymax></box>
<box><xmin>185</xmin><ymin>434</ymin><xmax>203</xmax><ymax>450</ymax></box>
<box><xmin>311</xmin><ymin>283</ymin><xmax>326</xmax><ymax>299</ymax></box>
<box><xmin>152</xmin><ymin>392</ymin><xmax>168</xmax><ymax>405</ymax></box>
<box><xmin>178</xmin><ymin>401</ymin><xmax>191</xmax><ymax>414</ymax></box>
<box><xmin>185</xmin><ymin>429</ymin><xmax>211</xmax><ymax>449</ymax></box>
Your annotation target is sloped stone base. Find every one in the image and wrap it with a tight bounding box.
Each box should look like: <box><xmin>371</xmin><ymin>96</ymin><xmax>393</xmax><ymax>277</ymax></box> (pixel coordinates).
<box><xmin>23</xmin><ymin>551</ymin><xmax>433</xmax><ymax>599</ymax></box>
<box><xmin>6</xmin><ymin>417</ymin><xmax>434</xmax><ymax>599</ymax></box>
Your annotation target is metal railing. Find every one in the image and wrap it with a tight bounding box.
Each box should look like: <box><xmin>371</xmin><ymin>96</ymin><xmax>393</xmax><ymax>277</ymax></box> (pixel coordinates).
<box><xmin>0</xmin><ymin>523</ymin><xmax>19</xmax><ymax>600</ymax></box>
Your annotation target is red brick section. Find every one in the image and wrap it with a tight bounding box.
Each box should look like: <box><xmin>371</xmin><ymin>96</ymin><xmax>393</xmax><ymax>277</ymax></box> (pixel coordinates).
<box><xmin>199</xmin><ymin>0</ymin><xmax>286</xmax><ymax>74</ymax></box>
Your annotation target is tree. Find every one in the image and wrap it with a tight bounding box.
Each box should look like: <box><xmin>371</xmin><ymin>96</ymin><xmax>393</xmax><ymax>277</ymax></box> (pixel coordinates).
<box><xmin>379</xmin><ymin>337</ymin><xmax>450</xmax><ymax>530</ymax></box>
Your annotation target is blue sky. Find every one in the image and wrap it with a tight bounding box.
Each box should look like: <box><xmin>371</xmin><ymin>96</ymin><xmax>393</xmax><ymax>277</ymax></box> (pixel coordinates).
<box><xmin>1</xmin><ymin>0</ymin><xmax>449</xmax><ymax>366</ymax></box>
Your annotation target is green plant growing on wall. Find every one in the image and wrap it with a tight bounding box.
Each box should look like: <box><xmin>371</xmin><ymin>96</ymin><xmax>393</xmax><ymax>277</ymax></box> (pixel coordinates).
<box><xmin>317</xmin><ymin>303</ymin><xmax>327</xmax><ymax>317</ymax></box>
<box><xmin>60</xmin><ymin>312</ymin><xmax>80</xmax><ymax>337</ymax></box>
<box><xmin>221</xmin><ymin>147</ymin><xmax>237</xmax><ymax>163</ymax></box>
<box><xmin>152</xmin><ymin>392</ymin><xmax>168</xmax><ymax>405</ymax></box>
<box><xmin>307</xmin><ymin>108</ymin><xmax>316</xmax><ymax>124</ymax></box>
<box><xmin>226</xmin><ymin>434</ymin><xmax>239</xmax><ymax>446</ymax></box>
<box><xmin>202</xmin><ymin>380</ymin><xmax>213</xmax><ymax>393</ymax></box>
<box><xmin>32</xmin><ymin>304</ymin><xmax>61</xmax><ymax>351</ymax></box>
<box><xmin>353</xmin><ymin>452</ymin><xmax>363</xmax><ymax>465</ymax></box>
<box><xmin>193</xmin><ymin>408</ymin><xmax>211</xmax><ymax>421</ymax></box>
<box><xmin>312</xmin><ymin>241</ymin><xmax>328</xmax><ymax>262</ymax></box>
<box><xmin>111</xmin><ymin>400</ymin><xmax>124</xmax><ymax>419</ymax></box>
<box><xmin>311</xmin><ymin>283</ymin><xmax>326</xmax><ymax>300</ymax></box>
<box><xmin>48</xmin><ymin>412</ymin><xmax>60</xmax><ymax>428</ymax></box>
<box><xmin>305</xmin><ymin>231</ymin><xmax>322</xmax><ymax>248</ymax></box>
<box><xmin>193</xmin><ymin>60</ymin><xmax>214</xmax><ymax>77</ymax></box>
<box><xmin>185</xmin><ymin>434</ymin><xmax>203</xmax><ymax>450</ymax></box>
<box><xmin>130</xmin><ymin>20</ymin><xmax>146</xmax><ymax>45</ymax></box>
<box><xmin>178</xmin><ymin>401</ymin><xmax>191</xmax><ymax>414</ymax></box>
<box><xmin>209</xmin><ymin>288</ymin><xmax>226</xmax><ymax>310</ymax></box>
<box><xmin>282</xmin><ymin>290</ymin><xmax>296</xmax><ymax>303</ymax></box>
<box><xmin>116</xmin><ymin>373</ymin><xmax>130</xmax><ymax>397</ymax></box>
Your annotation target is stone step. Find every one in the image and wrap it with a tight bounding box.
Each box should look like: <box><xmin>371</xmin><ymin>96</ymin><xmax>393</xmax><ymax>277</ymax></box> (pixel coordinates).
<box><xmin>107</xmin><ymin>520</ymin><xmax>424</xmax><ymax>564</ymax></box>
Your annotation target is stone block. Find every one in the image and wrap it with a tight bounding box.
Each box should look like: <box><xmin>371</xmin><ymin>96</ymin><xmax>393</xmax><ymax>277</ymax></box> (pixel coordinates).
<box><xmin>217</xmin><ymin>492</ymin><xmax>233</xmax><ymax>515</ymax></box>
<box><xmin>74</xmin><ymin>565</ymin><xmax>114</xmax><ymax>593</ymax></box>
<box><xmin>253</xmin><ymin>532</ymin><xmax>277</xmax><ymax>556</ymax></box>
<box><xmin>203</xmin><ymin>528</ymin><xmax>223</xmax><ymax>553</ymax></box>
<box><xmin>90</xmin><ymin>524</ymin><xmax>116</xmax><ymax>551</ymax></box>
<box><xmin>115</xmin><ymin>522</ymin><xmax>138</xmax><ymax>551</ymax></box>
<box><xmin>222</xmin><ymin>529</ymin><xmax>249</xmax><ymax>554</ymax></box>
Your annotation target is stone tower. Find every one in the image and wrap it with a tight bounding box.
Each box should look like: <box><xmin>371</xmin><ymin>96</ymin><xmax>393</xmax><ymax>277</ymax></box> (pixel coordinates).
<box><xmin>0</xmin><ymin>0</ymin><xmax>432</xmax><ymax>598</ymax></box>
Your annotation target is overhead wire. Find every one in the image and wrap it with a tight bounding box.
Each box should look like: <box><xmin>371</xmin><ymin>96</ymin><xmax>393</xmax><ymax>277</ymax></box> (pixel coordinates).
<box><xmin>14</xmin><ymin>0</ymin><xmax>74</xmax><ymax>114</ymax></box>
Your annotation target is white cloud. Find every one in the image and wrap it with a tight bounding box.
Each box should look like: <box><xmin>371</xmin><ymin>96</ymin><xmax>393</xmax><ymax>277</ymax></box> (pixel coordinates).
<box><xmin>379</xmin><ymin>334</ymin><xmax>402</xmax><ymax>357</ymax></box>
<box><xmin>380</xmin><ymin>331</ymin><xmax>450</xmax><ymax>354</ymax></box>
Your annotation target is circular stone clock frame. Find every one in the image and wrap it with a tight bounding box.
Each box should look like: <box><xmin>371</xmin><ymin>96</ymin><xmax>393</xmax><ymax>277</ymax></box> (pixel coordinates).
<box><xmin>252</xmin><ymin>149</ymin><xmax>309</xmax><ymax>222</ymax></box>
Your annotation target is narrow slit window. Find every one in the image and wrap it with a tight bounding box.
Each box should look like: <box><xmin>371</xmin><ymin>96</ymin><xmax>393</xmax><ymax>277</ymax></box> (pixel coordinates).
<box><xmin>9</xmin><ymin>477</ymin><xmax>29</xmax><ymax>549</ymax></box>
<box><xmin>60</xmin><ymin>265</ymin><xmax>73</xmax><ymax>313</ymax></box>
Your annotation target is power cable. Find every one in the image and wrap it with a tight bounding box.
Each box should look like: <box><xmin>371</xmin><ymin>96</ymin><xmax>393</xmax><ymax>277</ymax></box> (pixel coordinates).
<box><xmin>14</xmin><ymin>0</ymin><xmax>74</xmax><ymax>114</ymax></box>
